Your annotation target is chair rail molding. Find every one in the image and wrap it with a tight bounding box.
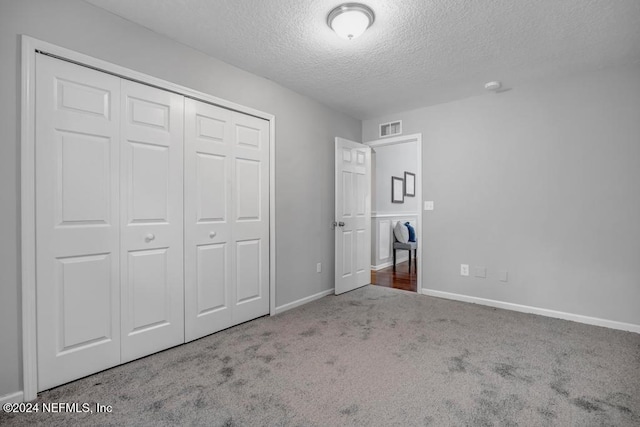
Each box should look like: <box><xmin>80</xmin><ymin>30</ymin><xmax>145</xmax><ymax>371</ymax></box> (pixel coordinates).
<box><xmin>371</xmin><ymin>212</ymin><xmax>418</xmax><ymax>218</ymax></box>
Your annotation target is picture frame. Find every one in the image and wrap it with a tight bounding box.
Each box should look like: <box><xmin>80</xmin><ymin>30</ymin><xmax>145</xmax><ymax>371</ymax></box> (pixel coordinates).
<box><xmin>404</xmin><ymin>172</ymin><xmax>415</xmax><ymax>197</ymax></box>
<box><xmin>391</xmin><ymin>176</ymin><xmax>404</xmax><ymax>203</ymax></box>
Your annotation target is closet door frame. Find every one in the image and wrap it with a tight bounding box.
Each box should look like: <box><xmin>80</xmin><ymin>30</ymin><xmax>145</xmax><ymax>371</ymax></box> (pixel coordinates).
<box><xmin>20</xmin><ymin>35</ymin><xmax>276</xmax><ymax>402</ymax></box>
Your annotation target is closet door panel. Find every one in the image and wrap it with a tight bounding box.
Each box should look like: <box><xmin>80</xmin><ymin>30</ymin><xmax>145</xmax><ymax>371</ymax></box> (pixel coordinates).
<box><xmin>235</xmin><ymin>239</ymin><xmax>261</xmax><ymax>303</ymax></box>
<box><xmin>184</xmin><ymin>99</ymin><xmax>233</xmax><ymax>341</ymax></box>
<box><xmin>35</xmin><ymin>54</ymin><xmax>121</xmax><ymax>391</ymax></box>
<box><xmin>120</xmin><ymin>80</ymin><xmax>184</xmax><ymax>362</ymax></box>
<box><xmin>196</xmin><ymin>243</ymin><xmax>228</xmax><ymax>314</ymax></box>
<box><xmin>185</xmin><ymin>99</ymin><xmax>270</xmax><ymax>340</ymax></box>
<box><xmin>231</xmin><ymin>113</ymin><xmax>270</xmax><ymax>324</ymax></box>
<box><xmin>128</xmin><ymin>141</ymin><xmax>170</xmax><ymax>221</ymax></box>
<box><xmin>196</xmin><ymin>152</ymin><xmax>227</xmax><ymax>222</ymax></box>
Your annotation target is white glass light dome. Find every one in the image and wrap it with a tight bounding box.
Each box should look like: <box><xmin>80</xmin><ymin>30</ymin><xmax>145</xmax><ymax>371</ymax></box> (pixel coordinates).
<box><xmin>327</xmin><ymin>3</ymin><xmax>375</xmax><ymax>40</ymax></box>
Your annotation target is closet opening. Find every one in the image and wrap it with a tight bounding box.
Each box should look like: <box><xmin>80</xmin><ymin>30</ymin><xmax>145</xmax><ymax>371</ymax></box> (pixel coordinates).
<box><xmin>20</xmin><ymin>36</ymin><xmax>276</xmax><ymax>400</ymax></box>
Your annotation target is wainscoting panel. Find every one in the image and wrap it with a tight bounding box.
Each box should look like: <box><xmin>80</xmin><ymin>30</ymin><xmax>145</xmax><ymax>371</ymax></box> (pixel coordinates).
<box><xmin>378</xmin><ymin>220</ymin><xmax>391</xmax><ymax>260</ymax></box>
<box><xmin>371</xmin><ymin>213</ymin><xmax>417</xmax><ymax>270</ymax></box>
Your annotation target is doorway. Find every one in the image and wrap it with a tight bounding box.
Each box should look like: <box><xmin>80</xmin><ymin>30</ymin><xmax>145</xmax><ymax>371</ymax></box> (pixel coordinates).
<box><xmin>366</xmin><ymin>134</ymin><xmax>422</xmax><ymax>293</ymax></box>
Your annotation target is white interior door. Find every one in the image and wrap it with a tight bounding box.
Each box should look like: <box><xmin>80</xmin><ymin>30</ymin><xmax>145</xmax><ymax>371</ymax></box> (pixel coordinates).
<box><xmin>35</xmin><ymin>54</ymin><xmax>121</xmax><ymax>390</ymax></box>
<box><xmin>120</xmin><ymin>80</ymin><xmax>185</xmax><ymax>362</ymax></box>
<box><xmin>184</xmin><ymin>99</ymin><xmax>270</xmax><ymax>341</ymax></box>
<box><xmin>335</xmin><ymin>137</ymin><xmax>371</xmax><ymax>294</ymax></box>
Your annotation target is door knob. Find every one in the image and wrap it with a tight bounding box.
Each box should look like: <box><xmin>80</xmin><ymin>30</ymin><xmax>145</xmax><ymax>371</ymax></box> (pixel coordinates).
<box><xmin>145</xmin><ymin>233</ymin><xmax>155</xmax><ymax>242</ymax></box>
<box><xmin>338</xmin><ymin>221</ymin><xmax>345</xmax><ymax>227</ymax></box>
<box><xmin>209</xmin><ymin>231</ymin><xmax>217</xmax><ymax>239</ymax></box>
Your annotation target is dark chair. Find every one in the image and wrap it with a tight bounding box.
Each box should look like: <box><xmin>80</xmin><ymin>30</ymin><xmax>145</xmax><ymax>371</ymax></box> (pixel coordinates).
<box><xmin>393</xmin><ymin>236</ymin><xmax>417</xmax><ymax>271</ymax></box>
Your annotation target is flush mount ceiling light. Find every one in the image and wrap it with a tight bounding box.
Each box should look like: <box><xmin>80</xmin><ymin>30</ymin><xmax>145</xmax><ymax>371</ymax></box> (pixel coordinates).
<box><xmin>327</xmin><ymin>3</ymin><xmax>375</xmax><ymax>40</ymax></box>
<box><xmin>484</xmin><ymin>81</ymin><xmax>502</xmax><ymax>92</ymax></box>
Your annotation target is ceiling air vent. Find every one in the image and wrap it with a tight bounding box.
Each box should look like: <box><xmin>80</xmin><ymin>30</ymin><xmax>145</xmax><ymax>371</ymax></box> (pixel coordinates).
<box><xmin>379</xmin><ymin>120</ymin><xmax>402</xmax><ymax>138</ymax></box>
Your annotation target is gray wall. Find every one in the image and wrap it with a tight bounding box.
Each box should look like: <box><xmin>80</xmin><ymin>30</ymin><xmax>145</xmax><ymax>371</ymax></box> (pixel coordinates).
<box><xmin>364</xmin><ymin>64</ymin><xmax>640</xmax><ymax>327</ymax></box>
<box><xmin>0</xmin><ymin>0</ymin><xmax>360</xmax><ymax>397</ymax></box>
<box><xmin>372</xmin><ymin>142</ymin><xmax>418</xmax><ymax>214</ymax></box>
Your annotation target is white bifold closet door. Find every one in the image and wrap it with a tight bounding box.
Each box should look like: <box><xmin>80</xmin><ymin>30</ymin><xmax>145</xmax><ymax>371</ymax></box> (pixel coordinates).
<box><xmin>119</xmin><ymin>80</ymin><xmax>185</xmax><ymax>362</ymax></box>
<box><xmin>35</xmin><ymin>52</ymin><xmax>269</xmax><ymax>391</ymax></box>
<box><xmin>184</xmin><ymin>98</ymin><xmax>269</xmax><ymax>342</ymax></box>
<box><xmin>35</xmin><ymin>54</ymin><xmax>122</xmax><ymax>390</ymax></box>
<box><xmin>36</xmin><ymin>54</ymin><xmax>185</xmax><ymax>389</ymax></box>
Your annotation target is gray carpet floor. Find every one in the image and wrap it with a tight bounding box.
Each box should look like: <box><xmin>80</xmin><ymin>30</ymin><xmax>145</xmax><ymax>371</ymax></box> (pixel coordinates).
<box><xmin>2</xmin><ymin>285</ymin><xmax>639</xmax><ymax>426</ymax></box>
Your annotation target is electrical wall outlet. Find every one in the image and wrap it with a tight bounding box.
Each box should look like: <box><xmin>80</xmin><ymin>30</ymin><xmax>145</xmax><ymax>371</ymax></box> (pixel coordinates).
<box><xmin>424</xmin><ymin>201</ymin><xmax>434</xmax><ymax>211</ymax></box>
<box><xmin>474</xmin><ymin>267</ymin><xmax>487</xmax><ymax>278</ymax></box>
<box><xmin>499</xmin><ymin>270</ymin><xmax>508</xmax><ymax>282</ymax></box>
<box><xmin>316</xmin><ymin>263</ymin><xmax>322</xmax><ymax>273</ymax></box>
<box><xmin>460</xmin><ymin>264</ymin><xmax>469</xmax><ymax>276</ymax></box>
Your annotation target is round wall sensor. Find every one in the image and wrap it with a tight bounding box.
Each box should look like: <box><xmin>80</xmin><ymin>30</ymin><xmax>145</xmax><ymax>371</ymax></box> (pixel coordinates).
<box><xmin>484</xmin><ymin>81</ymin><xmax>502</xmax><ymax>91</ymax></box>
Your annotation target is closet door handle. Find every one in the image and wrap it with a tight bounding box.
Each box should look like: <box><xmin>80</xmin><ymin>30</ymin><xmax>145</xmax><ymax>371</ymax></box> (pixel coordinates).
<box><xmin>209</xmin><ymin>231</ymin><xmax>217</xmax><ymax>239</ymax></box>
<box><xmin>145</xmin><ymin>233</ymin><xmax>156</xmax><ymax>242</ymax></box>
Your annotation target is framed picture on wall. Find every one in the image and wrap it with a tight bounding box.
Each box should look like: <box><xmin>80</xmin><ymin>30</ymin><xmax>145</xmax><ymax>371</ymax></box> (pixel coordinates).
<box><xmin>392</xmin><ymin>176</ymin><xmax>404</xmax><ymax>203</ymax></box>
<box><xmin>404</xmin><ymin>172</ymin><xmax>415</xmax><ymax>197</ymax></box>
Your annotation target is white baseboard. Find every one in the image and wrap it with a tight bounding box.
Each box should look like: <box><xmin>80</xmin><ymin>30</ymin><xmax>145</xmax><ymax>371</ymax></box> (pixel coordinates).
<box><xmin>420</xmin><ymin>288</ymin><xmax>640</xmax><ymax>334</ymax></box>
<box><xmin>371</xmin><ymin>256</ymin><xmax>410</xmax><ymax>271</ymax></box>
<box><xmin>274</xmin><ymin>289</ymin><xmax>334</xmax><ymax>315</ymax></box>
<box><xmin>0</xmin><ymin>391</ymin><xmax>24</xmax><ymax>404</ymax></box>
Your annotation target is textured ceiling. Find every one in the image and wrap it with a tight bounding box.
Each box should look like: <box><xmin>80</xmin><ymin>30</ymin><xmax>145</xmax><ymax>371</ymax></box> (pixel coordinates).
<box><xmin>85</xmin><ymin>0</ymin><xmax>640</xmax><ymax>119</ymax></box>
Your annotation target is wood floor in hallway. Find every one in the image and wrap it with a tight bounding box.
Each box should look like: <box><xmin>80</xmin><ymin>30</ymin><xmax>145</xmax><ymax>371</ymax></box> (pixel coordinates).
<box><xmin>371</xmin><ymin>261</ymin><xmax>417</xmax><ymax>292</ymax></box>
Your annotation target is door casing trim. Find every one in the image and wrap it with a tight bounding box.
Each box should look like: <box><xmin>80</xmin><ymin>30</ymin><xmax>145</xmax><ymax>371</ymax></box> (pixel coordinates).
<box><xmin>365</xmin><ymin>133</ymin><xmax>423</xmax><ymax>293</ymax></box>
